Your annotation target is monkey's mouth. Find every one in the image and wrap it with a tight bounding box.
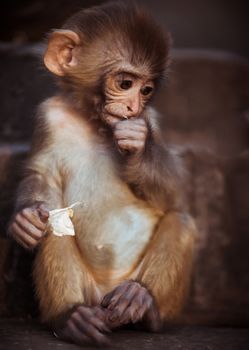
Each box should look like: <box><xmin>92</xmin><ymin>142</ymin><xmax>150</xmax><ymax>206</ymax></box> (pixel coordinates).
<box><xmin>107</xmin><ymin>112</ymin><xmax>128</xmax><ymax>119</ymax></box>
<box><xmin>103</xmin><ymin>103</ymin><xmax>130</xmax><ymax>121</ymax></box>
<box><xmin>101</xmin><ymin>111</ymin><xmax>129</xmax><ymax>125</ymax></box>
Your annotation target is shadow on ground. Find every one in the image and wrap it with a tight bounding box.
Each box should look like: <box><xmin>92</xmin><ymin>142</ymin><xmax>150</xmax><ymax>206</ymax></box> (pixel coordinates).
<box><xmin>0</xmin><ymin>320</ymin><xmax>249</xmax><ymax>350</ymax></box>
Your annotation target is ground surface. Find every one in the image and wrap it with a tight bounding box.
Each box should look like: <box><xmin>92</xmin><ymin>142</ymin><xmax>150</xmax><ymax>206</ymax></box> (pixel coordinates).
<box><xmin>0</xmin><ymin>319</ymin><xmax>248</xmax><ymax>350</ymax></box>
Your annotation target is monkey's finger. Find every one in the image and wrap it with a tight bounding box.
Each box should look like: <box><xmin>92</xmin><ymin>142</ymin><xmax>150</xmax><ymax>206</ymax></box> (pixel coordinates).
<box><xmin>133</xmin><ymin>118</ymin><xmax>148</xmax><ymax>126</ymax></box>
<box><xmin>77</xmin><ymin>306</ymin><xmax>111</xmax><ymax>333</ymax></box>
<box><xmin>107</xmin><ymin>281</ymin><xmax>138</xmax><ymax>311</ymax></box>
<box><xmin>90</xmin><ymin>316</ymin><xmax>111</xmax><ymax>334</ymax></box>
<box><xmin>142</xmin><ymin>291</ymin><xmax>154</xmax><ymax>310</ymax></box>
<box><xmin>109</xmin><ymin>282</ymin><xmax>140</xmax><ymax>320</ymax></box>
<box><xmin>15</xmin><ymin>215</ymin><xmax>45</xmax><ymax>240</ymax></box>
<box><xmin>101</xmin><ymin>285</ymin><xmax>127</xmax><ymax>309</ymax></box>
<box><xmin>108</xmin><ymin>299</ymin><xmax>130</xmax><ymax>322</ymax></box>
<box><xmin>114</xmin><ymin>122</ymin><xmax>148</xmax><ymax>134</ymax></box>
<box><xmin>131</xmin><ymin>300</ymin><xmax>147</xmax><ymax>324</ymax></box>
<box><xmin>115</xmin><ymin>128</ymin><xmax>147</xmax><ymax>138</ymax></box>
<box><xmin>130</xmin><ymin>288</ymin><xmax>153</xmax><ymax>323</ymax></box>
<box><xmin>119</xmin><ymin>286</ymin><xmax>150</xmax><ymax>324</ymax></box>
<box><xmin>20</xmin><ymin>208</ymin><xmax>47</xmax><ymax>231</ymax></box>
<box><xmin>117</xmin><ymin>139</ymin><xmax>145</xmax><ymax>151</ymax></box>
<box><xmin>115</xmin><ymin>121</ymin><xmax>147</xmax><ymax>133</ymax></box>
<box><xmin>119</xmin><ymin>303</ymin><xmax>141</xmax><ymax>325</ymax></box>
<box><xmin>13</xmin><ymin>234</ymin><xmax>32</xmax><ymax>251</ymax></box>
<box><xmin>104</xmin><ymin>114</ymin><xmax>122</xmax><ymax>127</ymax></box>
<box><xmin>106</xmin><ymin>292</ymin><xmax>126</xmax><ymax>311</ymax></box>
<box><xmin>92</xmin><ymin>306</ymin><xmax>109</xmax><ymax>323</ymax></box>
<box><xmin>116</xmin><ymin>117</ymin><xmax>147</xmax><ymax>125</ymax></box>
<box><xmin>11</xmin><ymin>222</ymin><xmax>39</xmax><ymax>249</ymax></box>
<box><xmin>37</xmin><ymin>205</ymin><xmax>50</xmax><ymax>223</ymax></box>
<box><xmin>71</xmin><ymin>312</ymin><xmax>110</xmax><ymax>345</ymax></box>
<box><xmin>119</xmin><ymin>117</ymin><xmax>147</xmax><ymax>125</ymax></box>
<box><xmin>114</xmin><ymin>129</ymin><xmax>146</xmax><ymax>140</ymax></box>
<box><xmin>101</xmin><ymin>289</ymin><xmax>118</xmax><ymax>307</ymax></box>
<box><xmin>131</xmin><ymin>305</ymin><xmax>144</xmax><ymax>324</ymax></box>
<box><xmin>66</xmin><ymin>319</ymin><xmax>91</xmax><ymax>345</ymax></box>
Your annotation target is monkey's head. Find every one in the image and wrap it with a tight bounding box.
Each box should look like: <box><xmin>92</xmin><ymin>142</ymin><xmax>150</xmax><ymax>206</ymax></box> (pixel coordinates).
<box><xmin>44</xmin><ymin>2</ymin><xmax>171</xmax><ymax>120</ymax></box>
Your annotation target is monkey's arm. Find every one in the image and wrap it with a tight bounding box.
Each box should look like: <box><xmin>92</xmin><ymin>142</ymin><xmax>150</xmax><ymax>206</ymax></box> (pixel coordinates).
<box><xmin>16</xmin><ymin>117</ymin><xmax>63</xmax><ymax>211</ymax></box>
<box><xmin>8</xmin><ymin>115</ymin><xmax>63</xmax><ymax>249</ymax></box>
<box><xmin>125</xmin><ymin>144</ymin><xmax>183</xmax><ymax>211</ymax></box>
<box><xmin>121</xmin><ymin>110</ymin><xmax>184</xmax><ymax>211</ymax></box>
<box><xmin>14</xmin><ymin>169</ymin><xmax>62</xmax><ymax>213</ymax></box>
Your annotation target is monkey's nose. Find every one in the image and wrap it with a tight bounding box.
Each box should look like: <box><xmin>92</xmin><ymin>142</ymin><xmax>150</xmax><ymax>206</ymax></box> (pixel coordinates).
<box><xmin>125</xmin><ymin>106</ymin><xmax>133</xmax><ymax>118</ymax></box>
<box><xmin>126</xmin><ymin>100</ymin><xmax>140</xmax><ymax>117</ymax></box>
<box><xmin>125</xmin><ymin>108</ymin><xmax>135</xmax><ymax>119</ymax></box>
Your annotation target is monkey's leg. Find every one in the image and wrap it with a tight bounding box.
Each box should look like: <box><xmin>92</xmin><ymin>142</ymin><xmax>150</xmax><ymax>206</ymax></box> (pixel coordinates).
<box><xmin>33</xmin><ymin>235</ymin><xmax>110</xmax><ymax>345</ymax></box>
<box><xmin>102</xmin><ymin>212</ymin><xmax>196</xmax><ymax>331</ymax></box>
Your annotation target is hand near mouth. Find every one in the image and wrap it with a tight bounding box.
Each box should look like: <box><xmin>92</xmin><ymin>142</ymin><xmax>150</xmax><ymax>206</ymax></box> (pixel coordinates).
<box><xmin>112</xmin><ymin>117</ymin><xmax>148</xmax><ymax>154</ymax></box>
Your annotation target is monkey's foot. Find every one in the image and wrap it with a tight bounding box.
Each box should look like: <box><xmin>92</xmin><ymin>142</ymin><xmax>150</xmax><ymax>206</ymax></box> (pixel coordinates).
<box><xmin>101</xmin><ymin>280</ymin><xmax>160</xmax><ymax>330</ymax></box>
<box><xmin>57</xmin><ymin>305</ymin><xmax>111</xmax><ymax>346</ymax></box>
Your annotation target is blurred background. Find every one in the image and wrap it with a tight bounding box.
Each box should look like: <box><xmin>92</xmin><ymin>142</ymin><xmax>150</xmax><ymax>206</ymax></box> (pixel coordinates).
<box><xmin>0</xmin><ymin>0</ymin><xmax>249</xmax><ymax>331</ymax></box>
<box><xmin>1</xmin><ymin>0</ymin><xmax>249</xmax><ymax>57</ymax></box>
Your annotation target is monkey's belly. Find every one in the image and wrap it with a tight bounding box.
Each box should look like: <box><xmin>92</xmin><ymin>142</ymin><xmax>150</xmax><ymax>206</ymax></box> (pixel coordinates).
<box><xmin>75</xmin><ymin>205</ymin><xmax>160</xmax><ymax>280</ymax></box>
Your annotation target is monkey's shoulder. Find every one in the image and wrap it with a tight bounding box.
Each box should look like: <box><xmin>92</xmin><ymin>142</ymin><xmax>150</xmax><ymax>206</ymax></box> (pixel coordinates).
<box><xmin>37</xmin><ymin>96</ymin><xmax>96</xmax><ymax>144</ymax></box>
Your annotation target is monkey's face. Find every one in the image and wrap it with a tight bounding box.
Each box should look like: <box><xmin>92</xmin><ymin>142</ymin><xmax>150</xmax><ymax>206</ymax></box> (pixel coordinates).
<box><xmin>102</xmin><ymin>71</ymin><xmax>155</xmax><ymax>122</ymax></box>
<box><xmin>43</xmin><ymin>3</ymin><xmax>170</xmax><ymax>118</ymax></box>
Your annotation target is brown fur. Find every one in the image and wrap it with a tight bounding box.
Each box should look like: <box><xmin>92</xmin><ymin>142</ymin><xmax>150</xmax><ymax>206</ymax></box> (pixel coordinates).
<box><xmin>11</xmin><ymin>2</ymin><xmax>196</xmax><ymax>342</ymax></box>
<box><xmin>54</xmin><ymin>2</ymin><xmax>171</xmax><ymax>112</ymax></box>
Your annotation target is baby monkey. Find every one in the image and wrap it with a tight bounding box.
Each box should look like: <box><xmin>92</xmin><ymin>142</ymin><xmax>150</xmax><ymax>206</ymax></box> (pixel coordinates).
<box><xmin>8</xmin><ymin>2</ymin><xmax>196</xmax><ymax>346</ymax></box>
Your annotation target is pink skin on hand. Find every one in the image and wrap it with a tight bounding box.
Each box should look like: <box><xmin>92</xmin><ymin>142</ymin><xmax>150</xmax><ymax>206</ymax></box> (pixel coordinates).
<box><xmin>101</xmin><ymin>280</ymin><xmax>160</xmax><ymax>331</ymax></box>
<box><xmin>8</xmin><ymin>203</ymin><xmax>49</xmax><ymax>250</ymax></box>
<box><xmin>60</xmin><ymin>305</ymin><xmax>111</xmax><ymax>346</ymax></box>
<box><xmin>104</xmin><ymin>114</ymin><xmax>148</xmax><ymax>154</ymax></box>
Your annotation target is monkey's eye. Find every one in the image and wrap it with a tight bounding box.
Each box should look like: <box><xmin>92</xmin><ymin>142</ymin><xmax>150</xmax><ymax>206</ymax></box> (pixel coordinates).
<box><xmin>141</xmin><ymin>86</ymin><xmax>153</xmax><ymax>96</ymax></box>
<box><xmin>120</xmin><ymin>80</ymin><xmax>133</xmax><ymax>90</ymax></box>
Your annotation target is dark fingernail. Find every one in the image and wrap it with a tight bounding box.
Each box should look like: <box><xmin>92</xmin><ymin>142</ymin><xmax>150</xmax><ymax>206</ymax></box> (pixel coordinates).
<box><xmin>132</xmin><ymin>311</ymin><xmax>139</xmax><ymax>323</ymax></box>
<box><xmin>109</xmin><ymin>314</ymin><xmax>117</xmax><ymax>322</ymax></box>
<box><xmin>102</xmin><ymin>325</ymin><xmax>111</xmax><ymax>333</ymax></box>
<box><xmin>101</xmin><ymin>300</ymin><xmax>107</xmax><ymax>307</ymax></box>
<box><xmin>107</xmin><ymin>304</ymin><xmax>114</xmax><ymax>311</ymax></box>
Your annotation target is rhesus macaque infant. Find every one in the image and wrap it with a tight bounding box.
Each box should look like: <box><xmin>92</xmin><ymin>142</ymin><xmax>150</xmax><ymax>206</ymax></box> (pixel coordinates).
<box><xmin>8</xmin><ymin>2</ymin><xmax>196</xmax><ymax>346</ymax></box>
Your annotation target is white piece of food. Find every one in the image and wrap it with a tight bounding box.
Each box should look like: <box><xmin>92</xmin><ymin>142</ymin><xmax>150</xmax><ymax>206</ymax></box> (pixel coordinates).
<box><xmin>48</xmin><ymin>202</ymin><xmax>81</xmax><ymax>237</ymax></box>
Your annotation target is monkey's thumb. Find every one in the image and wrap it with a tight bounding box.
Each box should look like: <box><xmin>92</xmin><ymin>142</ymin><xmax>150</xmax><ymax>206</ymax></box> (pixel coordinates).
<box><xmin>37</xmin><ymin>205</ymin><xmax>49</xmax><ymax>222</ymax></box>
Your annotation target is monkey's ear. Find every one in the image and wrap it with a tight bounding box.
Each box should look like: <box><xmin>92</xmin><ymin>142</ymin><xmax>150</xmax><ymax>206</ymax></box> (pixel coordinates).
<box><xmin>44</xmin><ymin>30</ymin><xmax>81</xmax><ymax>76</ymax></box>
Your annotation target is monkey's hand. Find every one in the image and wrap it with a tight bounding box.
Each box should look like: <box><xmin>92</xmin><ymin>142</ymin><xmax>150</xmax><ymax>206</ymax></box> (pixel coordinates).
<box><xmin>8</xmin><ymin>203</ymin><xmax>49</xmax><ymax>250</ymax></box>
<box><xmin>57</xmin><ymin>305</ymin><xmax>111</xmax><ymax>346</ymax></box>
<box><xmin>101</xmin><ymin>280</ymin><xmax>161</xmax><ymax>331</ymax></box>
<box><xmin>108</xmin><ymin>117</ymin><xmax>148</xmax><ymax>154</ymax></box>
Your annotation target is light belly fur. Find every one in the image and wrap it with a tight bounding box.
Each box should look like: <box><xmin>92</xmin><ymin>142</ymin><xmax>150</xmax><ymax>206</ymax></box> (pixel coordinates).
<box><xmin>62</xmin><ymin>142</ymin><xmax>161</xmax><ymax>280</ymax></box>
<box><xmin>75</xmin><ymin>203</ymin><xmax>160</xmax><ymax>279</ymax></box>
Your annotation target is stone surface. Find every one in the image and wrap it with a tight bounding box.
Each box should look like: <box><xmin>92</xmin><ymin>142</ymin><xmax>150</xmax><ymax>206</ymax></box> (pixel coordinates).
<box><xmin>155</xmin><ymin>49</ymin><xmax>249</xmax><ymax>157</ymax></box>
<box><xmin>0</xmin><ymin>320</ymin><xmax>249</xmax><ymax>350</ymax></box>
<box><xmin>181</xmin><ymin>150</ymin><xmax>249</xmax><ymax>326</ymax></box>
<box><xmin>0</xmin><ymin>44</ymin><xmax>249</xmax><ymax>327</ymax></box>
<box><xmin>2</xmin><ymin>0</ymin><xmax>249</xmax><ymax>58</ymax></box>
<box><xmin>0</xmin><ymin>143</ymin><xmax>29</xmax><ymax>233</ymax></box>
<box><xmin>0</xmin><ymin>44</ymin><xmax>55</xmax><ymax>141</ymax></box>
<box><xmin>0</xmin><ymin>241</ymin><xmax>36</xmax><ymax>318</ymax></box>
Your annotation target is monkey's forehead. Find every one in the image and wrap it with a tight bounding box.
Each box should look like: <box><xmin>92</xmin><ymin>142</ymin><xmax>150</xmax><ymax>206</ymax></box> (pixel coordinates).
<box><xmin>104</xmin><ymin>61</ymin><xmax>157</xmax><ymax>81</ymax></box>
